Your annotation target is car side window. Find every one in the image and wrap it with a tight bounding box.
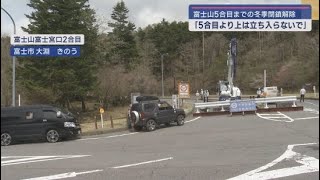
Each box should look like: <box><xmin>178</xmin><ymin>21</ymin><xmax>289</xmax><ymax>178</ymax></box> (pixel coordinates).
<box><xmin>26</xmin><ymin>111</ymin><xmax>34</xmax><ymax>120</ymax></box>
<box><xmin>43</xmin><ymin>110</ymin><xmax>57</xmax><ymax>119</ymax></box>
<box><xmin>158</xmin><ymin>102</ymin><xmax>172</xmax><ymax>111</ymax></box>
<box><xmin>144</xmin><ymin>103</ymin><xmax>155</xmax><ymax>112</ymax></box>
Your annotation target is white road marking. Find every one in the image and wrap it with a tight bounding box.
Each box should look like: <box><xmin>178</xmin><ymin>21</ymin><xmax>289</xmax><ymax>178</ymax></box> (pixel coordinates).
<box><xmin>304</xmin><ymin>108</ymin><xmax>319</xmax><ymax>115</ymax></box>
<box><xmin>259</xmin><ymin>116</ymin><xmax>287</xmax><ymax>118</ymax></box>
<box><xmin>227</xmin><ymin>143</ymin><xmax>319</xmax><ymax>180</ymax></box>
<box><xmin>1</xmin><ymin>156</ymin><xmax>34</xmax><ymax>159</ymax></box>
<box><xmin>257</xmin><ymin>113</ymin><xmax>284</xmax><ymax>116</ymax></box>
<box><xmin>277</xmin><ymin>111</ymin><xmax>295</xmax><ymax>122</ymax></box>
<box><xmin>1</xmin><ymin>155</ymin><xmax>89</xmax><ymax>166</ymax></box>
<box><xmin>256</xmin><ymin>112</ymin><xmax>293</xmax><ymax>122</ymax></box>
<box><xmin>77</xmin><ymin>132</ymin><xmax>139</xmax><ymax>141</ymax></box>
<box><xmin>185</xmin><ymin>116</ymin><xmax>201</xmax><ymax>123</ymax></box>
<box><xmin>22</xmin><ymin>169</ymin><xmax>103</xmax><ymax>180</ymax></box>
<box><xmin>2</xmin><ymin>156</ymin><xmax>56</xmax><ymax>165</ymax></box>
<box><xmin>112</xmin><ymin>157</ymin><xmax>173</xmax><ymax>169</ymax></box>
<box><xmin>294</xmin><ymin>117</ymin><xmax>319</xmax><ymax>120</ymax></box>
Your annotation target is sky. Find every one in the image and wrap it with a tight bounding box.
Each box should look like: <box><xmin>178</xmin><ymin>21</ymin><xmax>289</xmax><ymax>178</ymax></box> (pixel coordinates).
<box><xmin>1</xmin><ymin>0</ymin><xmax>301</xmax><ymax>36</ymax></box>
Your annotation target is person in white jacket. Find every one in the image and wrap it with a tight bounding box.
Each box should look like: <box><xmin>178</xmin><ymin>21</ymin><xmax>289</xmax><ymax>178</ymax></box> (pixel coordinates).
<box><xmin>300</xmin><ymin>87</ymin><xmax>306</xmax><ymax>102</ymax></box>
<box><xmin>235</xmin><ymin>87</ymin><xmax>241</xmax><ymax>100</ymax></box>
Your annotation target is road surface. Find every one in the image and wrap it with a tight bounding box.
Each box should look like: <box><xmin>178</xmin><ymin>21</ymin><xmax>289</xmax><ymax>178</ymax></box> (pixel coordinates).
<box><xmin>1</xmin><ymin>100</ymin><xmax>318</xmax><ymax>180</ymax></box>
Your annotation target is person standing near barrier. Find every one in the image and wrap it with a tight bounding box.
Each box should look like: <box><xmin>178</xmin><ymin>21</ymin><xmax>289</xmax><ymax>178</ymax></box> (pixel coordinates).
<box><xmin>256</xmin><ymin>88</ymin><xmax>261</xmax><ymax>98</ymax></box>
<box><xmin>236</xmin><ymin>88</ymin><xmax>241</xmax><ymax>100</ymax></box>
<box><xmin>203</xmin><ymin>90</ymin><xmax>208</xmax><ymax>102</ymax></box>
<box><xmin>200</xmin><ymin>89</ymin><xmax>204</xmax><ymax>100</ymax></box>
<box><xmin>206</xmin><ymin>90</ymin><xmax>209</xmax><ymax>102</ymax></box>
<box><xmin>300</xmin><ymin>87</ymin><xmax>306</xmax><ymax>102</ymax></box>
<box><xmin>196</xmin><ymin>90</ymin><xmax>200</xmax><ymax>102</ymax></box>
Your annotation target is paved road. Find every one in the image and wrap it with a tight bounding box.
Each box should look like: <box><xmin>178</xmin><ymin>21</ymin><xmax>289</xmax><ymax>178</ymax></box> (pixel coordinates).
<box><xmin>1</xmin><ymin>100</ymin><xmax>318</xmax><ymax>180</ymax></box>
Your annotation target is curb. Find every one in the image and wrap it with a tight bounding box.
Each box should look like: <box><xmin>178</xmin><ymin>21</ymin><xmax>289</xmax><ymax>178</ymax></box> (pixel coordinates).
<box><xmin>81</xmin><ymin>127</ymin><xmax>128</xmax><ymax>137</ymax></box>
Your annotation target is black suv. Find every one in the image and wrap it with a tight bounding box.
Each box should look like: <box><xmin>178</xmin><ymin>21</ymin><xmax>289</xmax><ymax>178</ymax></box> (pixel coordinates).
<box><xmin>129</xmin><ymin>96</ymin><xmax>185</xmax><ymax>131</ymax></box>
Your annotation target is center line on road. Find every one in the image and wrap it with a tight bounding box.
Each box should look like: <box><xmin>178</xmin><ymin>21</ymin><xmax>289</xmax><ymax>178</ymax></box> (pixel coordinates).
<box><xmin>185</xmin><ymin>116</ymin><xmax>201</xmax><ymax>123</ymax></box>
<box><xmin>78</xmin><ymin>132</ymin><xmax>139</xmax><ymax>141</ymax></box>
<box><xmin>22</xmin><ymin>169</ymin><xmax>103</xmax><ymax>180</ymax></box>
<box><xmin>294</xmin><ymin>117</ymin><xmax>319</xmax><ymax>120</ymax></box>
<box><xmin>112</xmin><ymin>157</ymin><xmax>173</xmax><ymax>169</ymax></box>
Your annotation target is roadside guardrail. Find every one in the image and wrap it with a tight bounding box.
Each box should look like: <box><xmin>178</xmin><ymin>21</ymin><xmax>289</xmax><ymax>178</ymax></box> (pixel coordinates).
<box><xmin>194</xmin><ymin>96</ymin><xmax>297</xmax><ymax>113</ymax></box>
<box><xmin>194</xmin><ymin>100</ymin><xmax>230</xmax><ymax>113</ymax></box>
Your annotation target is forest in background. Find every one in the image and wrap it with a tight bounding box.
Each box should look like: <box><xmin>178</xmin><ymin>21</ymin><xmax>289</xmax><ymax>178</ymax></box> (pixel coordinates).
<box><xmin>1</xmin><ymin>0</ymin><xmax>319</xmax><ymax>111</ymax></box>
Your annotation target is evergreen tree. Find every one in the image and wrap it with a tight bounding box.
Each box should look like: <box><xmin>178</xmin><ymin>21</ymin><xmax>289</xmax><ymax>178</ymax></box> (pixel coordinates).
<box><xmin>19</xmin><ymin>0</ymin><xmax>98</xmax><ymax>111</ymax></box>
<box><xmin>108</xmin><ymin>0</ymin><xmax>139</xmax><ymax>70</ymax></box>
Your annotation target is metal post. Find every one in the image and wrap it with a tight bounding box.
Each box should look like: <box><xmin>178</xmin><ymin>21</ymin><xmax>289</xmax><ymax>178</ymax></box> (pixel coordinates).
<box><xmin>100</xmin><ymin>113</ymin><xmax>104</xmax><ymax>128</ymax></box>
<box><xmin>292</xmin><ymin>101</ymin><xmax>297</xmax><ymax>107</ymax></box>
<box><xmin>18</xmin><ymin>94</ymin><xmax>20</xmax><ymax>106</ymax></box>
<box><xmin>1</xmin><ymin>7</ymin><xmax>16</xmax><ymax>107</ymax></box>
<box><xmin>110</xmin><ymin>116</ymin><xmax>114</xmax><ymax>128</ymax></box>
<box><xmin>264</xmin><ymin>70</ymin><xmax>266</xmax><ymax>88</ymax></box>
<box><xmin>202</xmin><ymin>31</ymin><xmax>205</xmax><ymax>73</ymax></box>
<box><xmin>196</xmin><ymin>106</ymin><xmax>200</xmax><ymax>113</ymax></box>
<box><xmin>161</xmin><ymin>54</ymin><xmax>164</xmax><ymax>97</ymax></box>
<box><xmin>94</xmin><ymin>116</ymin><xmax>97</xmax><ymax>129</ymax></box>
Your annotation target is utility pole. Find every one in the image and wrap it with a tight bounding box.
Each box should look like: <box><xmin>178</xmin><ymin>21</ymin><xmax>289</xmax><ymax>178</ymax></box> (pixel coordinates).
<box><xmin>202</xmin><ymin>31</ymin><xmax>205</xmax><ymax>73</ymax></box>
<box><xmin>264</xmin><ymin>70</ymin><xmax>267</xmax><ymax>88</ymax></box>
<box><xmin>161</xmin><ymin>54</ymin><xmax>164</xmax><ymax>97</ymax></box>
<box><xmin>1</xmin><ymin>7</ymin><xmax>16</xmax><ymax>107</ymax></box>
<box><xmin>161</xmin><ymin>53</ymin><xmax>168</xmax><ymax>97</ymax></box>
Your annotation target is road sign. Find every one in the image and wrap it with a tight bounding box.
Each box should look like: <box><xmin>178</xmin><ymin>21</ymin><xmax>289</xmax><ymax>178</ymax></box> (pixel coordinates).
<box><xmin>11</xmin><ymin>34</ymin><xmax>85</xmax><ymax>45</ymax></box>
<box><xmin>188</xmin><ymin>4</ymin><xmax>312</xmax><ymax>31</ymax></box>
<box><xmin>99</xmin><ymin>108</ymin><xmax>104</xmax><ymax>114</ymax></box>
<box><xmin>10</xmin><ymin>46</ymin><xmax>80</xmax><ymax>57</ymax></box>
<box><xmin>230</xmin><ymin>100</ymin><xmax>256</xmax><ymax>113</ymax></box>
<box><xmin>178</xmin><ymin>82</ymin><xmax>190</xmax><ymax>98</ymax></box>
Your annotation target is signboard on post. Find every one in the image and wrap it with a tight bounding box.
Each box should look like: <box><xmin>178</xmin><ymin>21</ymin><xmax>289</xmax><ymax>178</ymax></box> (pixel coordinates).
<box><xmin>178</xmin><ymin>82</ymin><xmax>190</xmax><ymax>99</ymax></box>
<box><xmin>230</xmin><ymin>100</ymin><xmax>256</xmax><ymax>113</ymax></box>
<box><xmin>99</xmin><ymin>107</ymin><xmax>104</xmax><ymax>128</ymax></box>
<box><xmin>99</xmin><ymin>107</ymin><xmax>104</xmax><ymax>114</ymax></box>
<box><xmin>188</xmin><ymin>4</ymin><xmax>312</xmax><ymax>31</ymax></box>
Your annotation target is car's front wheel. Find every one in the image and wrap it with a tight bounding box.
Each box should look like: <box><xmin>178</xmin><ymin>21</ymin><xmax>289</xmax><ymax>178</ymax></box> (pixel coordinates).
<box><xmin>146</xmin><ymin>119</ymin><xmax>157</xmax><ymax>131</ymax></box>
<box><xmin>177</xmin><ymin>115</ymin><xmax>185</xmax><ymax>126</ymax></box>
<box><xmin>46</xmin><ymin>129</ymin><xmax>60</xmax><ymax>143</ymax></box>
<box><xmin>1</xmin><ymin>132</ymin><xmax>12</xmax><ymax>146</ymax></box>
